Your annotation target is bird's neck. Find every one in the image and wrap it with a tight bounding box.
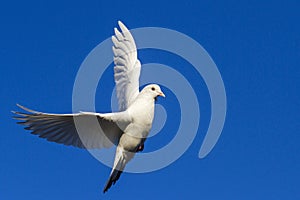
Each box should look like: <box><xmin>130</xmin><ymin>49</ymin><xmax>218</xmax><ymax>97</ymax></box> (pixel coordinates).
<box><xmin>128</xmin><ymin>94</ymin><xmax>155</xmax><ymax>114</ymax></box>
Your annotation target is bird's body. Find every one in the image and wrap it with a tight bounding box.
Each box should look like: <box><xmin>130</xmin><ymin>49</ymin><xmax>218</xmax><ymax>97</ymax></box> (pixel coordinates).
<box><xmin>127</xmin><ymin>87</ymin><xmax>156</xmax><ymax>138</ymax></box>
<box><xmin>103</xmin><ymin>84</ymin><xmax>162</xmax><ymax>192</ymax></box>
<box><xmin>13</xmin><ymin>21</ymin><xmax>165</xmax><ymax>193</ymax></box>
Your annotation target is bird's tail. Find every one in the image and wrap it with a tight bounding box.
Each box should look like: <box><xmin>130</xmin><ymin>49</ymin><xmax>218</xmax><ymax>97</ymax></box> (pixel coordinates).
<box><xmin>103</xmin><ymin>147</ymin><xmax>129</xmax><ymax>193</ymax></box>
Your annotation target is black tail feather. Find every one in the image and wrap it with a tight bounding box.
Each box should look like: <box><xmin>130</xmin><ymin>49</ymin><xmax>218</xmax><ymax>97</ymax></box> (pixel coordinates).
<box><xmin>103</xmin><ymin>169</ymin><xmax>123</xmax><ymax>193</ymax></box>
<box><xmin>103</xmin><ymin>157</ymin><xmax>125</xmax><ymax>193</ymax></box>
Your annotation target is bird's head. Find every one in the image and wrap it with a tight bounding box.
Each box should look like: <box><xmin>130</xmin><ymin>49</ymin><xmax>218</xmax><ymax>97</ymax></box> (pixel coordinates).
<box><xmin>141</xmin><ymin>84</ymin><xmax>165</xmax><ymax>101</ymax></box>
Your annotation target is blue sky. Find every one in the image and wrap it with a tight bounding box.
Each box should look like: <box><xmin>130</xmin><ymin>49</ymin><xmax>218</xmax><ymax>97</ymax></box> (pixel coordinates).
<box><xmin>1</xmin><ymin>0</ymin><xmax>299</xmax><ymax>199</ymax></box>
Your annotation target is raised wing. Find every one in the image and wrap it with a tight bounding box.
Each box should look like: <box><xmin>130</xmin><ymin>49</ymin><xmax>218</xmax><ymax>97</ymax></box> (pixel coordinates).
<box><xmin>13</xmin><ymin>104</ymin><xmax>131</xmax><ymax>149</ymax></box>
<box><xmin>112</xmin><ymin>21</ymin><xmax>141</xmax><ymax>111</ymax></box>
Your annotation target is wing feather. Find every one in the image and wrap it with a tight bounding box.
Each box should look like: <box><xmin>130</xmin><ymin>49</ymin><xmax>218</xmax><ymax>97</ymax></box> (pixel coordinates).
<box><xmin>113</xmin><ymin>21</ymin><xmax>141</xmax><ymax>111</ymax></box>
<box><xmin>13</xmin><ymin>104</ymin><xmax>131</xmax><ymax>149</ymax></box>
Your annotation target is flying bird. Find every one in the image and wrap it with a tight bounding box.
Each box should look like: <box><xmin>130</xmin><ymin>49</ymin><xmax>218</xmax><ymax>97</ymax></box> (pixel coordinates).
<box><xmin>13</xmin><ymin>21</ymin><xmax>165</xmax><ymax>193</ymax></box>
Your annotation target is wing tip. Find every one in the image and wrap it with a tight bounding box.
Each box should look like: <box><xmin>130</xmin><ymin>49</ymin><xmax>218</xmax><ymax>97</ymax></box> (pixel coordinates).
<box><xmin>15</xmin><ymin>103</ymin><xmax>39</xmax><ymax>114</ymax></box>
<box><xmin>118</xmin><ymin>21</ymin><xmax>129</xmax><ymax>33</ymax></box>
<box><xmin>12</xmin><ymin>109</ymin><xmax>30</xmax><ymax>119</ymax></box>
<box><xmin>114</xmin><ymin>27</ymin><xmax>119</xmax><ymax>32</ymax></box>
<box><xmin>117</xmin><ymin>20</ymin><xmax>123</xmax><ymax>26</ymax></box>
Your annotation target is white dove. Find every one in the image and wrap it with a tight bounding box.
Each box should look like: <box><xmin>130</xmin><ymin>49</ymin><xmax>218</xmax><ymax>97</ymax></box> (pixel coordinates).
<box><xmin>13</xmin><ymin>21</ymin><xmax>165</xmax><ymax>193</ymax></box>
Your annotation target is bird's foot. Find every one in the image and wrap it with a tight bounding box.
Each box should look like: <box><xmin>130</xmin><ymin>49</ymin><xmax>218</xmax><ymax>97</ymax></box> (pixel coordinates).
<box><xmin>137</xmin><ymin>144</ymin><xmax>144</xmax><ymax>152</ymax></box>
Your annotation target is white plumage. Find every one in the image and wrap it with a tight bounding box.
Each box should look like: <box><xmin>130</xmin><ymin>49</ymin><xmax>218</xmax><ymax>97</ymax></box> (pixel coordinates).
<box><xmin>13</xmin><ymin>21</ymin><xmax>165</xmax><ymax>193</ymax></box>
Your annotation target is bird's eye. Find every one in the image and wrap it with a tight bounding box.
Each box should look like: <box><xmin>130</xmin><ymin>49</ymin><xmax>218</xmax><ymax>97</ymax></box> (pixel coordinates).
<box><xmin>151</xmin><ymin>87</ymin><xmax>155</xmax><ymax>91</ymax></box>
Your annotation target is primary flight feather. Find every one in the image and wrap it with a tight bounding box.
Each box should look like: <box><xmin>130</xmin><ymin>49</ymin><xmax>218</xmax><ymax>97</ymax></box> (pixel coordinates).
<box><xmin>13</xmin><ymin>21</ymin><xmax>165</xmax><ymax>193</ymax></box>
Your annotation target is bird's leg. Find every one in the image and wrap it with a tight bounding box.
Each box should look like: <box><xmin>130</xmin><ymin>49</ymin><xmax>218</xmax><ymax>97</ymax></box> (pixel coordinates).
<box><xmin>136</xmin><ymin>143</ymin><xmax>144</xmax><ymax>152</ymax></box>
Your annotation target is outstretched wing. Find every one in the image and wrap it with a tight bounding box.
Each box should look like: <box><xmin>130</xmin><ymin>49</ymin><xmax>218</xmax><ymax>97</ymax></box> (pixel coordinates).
<box><xmin>13</xmin><ymin>104</ymin><xmax>131</xmax><ymax>149</ymax></box>
<box><xmin>113</xmin><ymin>21</ymin><xmax>141</xmax><ymax>111</ymax></box>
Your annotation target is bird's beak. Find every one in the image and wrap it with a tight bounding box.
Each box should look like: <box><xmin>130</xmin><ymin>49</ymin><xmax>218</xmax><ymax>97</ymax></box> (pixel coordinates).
<box><xmin>158</xmin><ymin>91</ymin><xmax>165</xmax><ymax>97</ymax></box>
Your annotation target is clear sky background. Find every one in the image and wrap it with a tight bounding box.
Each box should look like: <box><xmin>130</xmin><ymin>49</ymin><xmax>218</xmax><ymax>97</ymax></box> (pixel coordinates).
<box><xmin>1</xmin><ymin>0</ymin><xmax>299</xmax><ymax>199</ymax></box>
